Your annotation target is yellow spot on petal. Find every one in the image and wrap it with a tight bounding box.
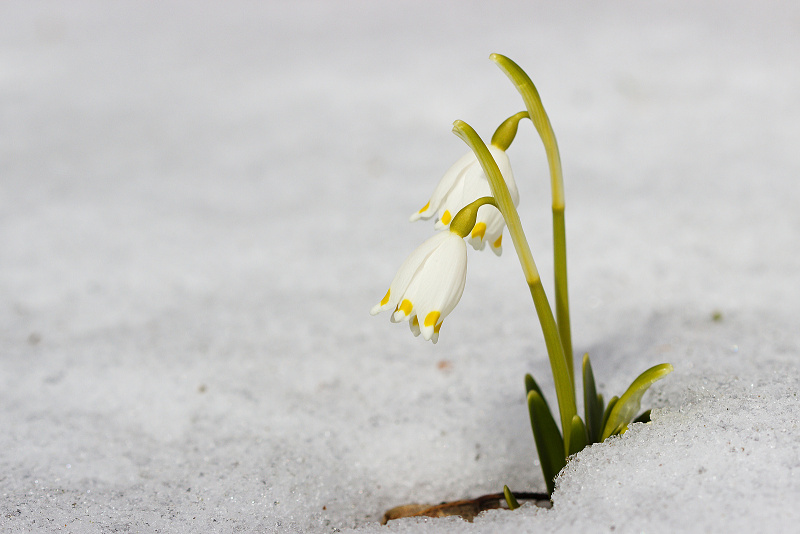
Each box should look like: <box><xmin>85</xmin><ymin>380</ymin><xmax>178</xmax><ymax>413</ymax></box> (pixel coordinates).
<box><xmin>471</xmin><ymin>222</ymin><xmax>487</xmax><ymax>240</ymax></box>
<box><xmin>380</xmin><ymin>289</ymin><xmax>391</xmax><ymax>306</ymax></box>
<box><xmin>418</xmin><ymin>201</ymin><xmax>430</xmax><ymax>214</ymax></box>
<box><xmin>434</xmin><ymin>322</ymin><xmax>442</xmax><ymax>334</ymax></box>
<box><xmin>493</xmin><ymin>235</ymin><xmax>503</xmax><ymax>248</ymax></box>
<box><xmin>412</xmin><ymin>316</ymin><xmax>419</xmax><ymax>327</ymax></box>
<box><xmin>440</xmin><ymin>210</ymin><xmax>452</xmax><ymax>225</ymax></box>
<box><xmin>398</xmin><ymin>299</ymin><xmax>413</xmax><ymax>315</ymax></box>
<box><xmin>424</xmin><ymin>311</ymin><xmax>441</xmax><ymax>328</ymax></box>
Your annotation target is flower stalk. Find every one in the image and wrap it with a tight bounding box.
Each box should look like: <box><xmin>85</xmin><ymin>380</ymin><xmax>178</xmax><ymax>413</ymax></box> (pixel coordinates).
<box><xmin>452</xmin><ymin>119</ymin><xmax>577</xmax><ymax>455</ymax></box>
<box><xmin>490</xmin><ymin>53</ymin><xmax>574</xmax><ymax>387</ymax></box>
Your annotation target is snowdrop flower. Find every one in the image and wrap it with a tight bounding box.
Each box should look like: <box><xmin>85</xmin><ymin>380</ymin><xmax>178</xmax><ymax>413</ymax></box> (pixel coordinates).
<box><xmin>409</xmin><ymin>145</ymin><xmax>519</xmax><ymax>256</ymax></box>
<box><xmin>372</xmin><ymin>197</ymin><xmax>497</xmax><ymax>344</ymax></box>
<box><xmin>370</xmin><ymin>230</ymin><xmax>467</xmax><ymax>344</ymax></box>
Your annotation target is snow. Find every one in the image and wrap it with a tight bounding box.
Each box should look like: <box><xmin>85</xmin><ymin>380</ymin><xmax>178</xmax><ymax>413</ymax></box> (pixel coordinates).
<box><xmin>2</xmin><ymin>1</ymin><xmax>799</xmax><ymax>532</ymax></box>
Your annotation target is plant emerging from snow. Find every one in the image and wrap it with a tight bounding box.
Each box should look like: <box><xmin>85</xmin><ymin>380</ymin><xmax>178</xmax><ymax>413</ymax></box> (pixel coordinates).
<box><xmin>371</xmin><ymin>54</ymin><xmax>673</xmax><ymax>500</ymax></box>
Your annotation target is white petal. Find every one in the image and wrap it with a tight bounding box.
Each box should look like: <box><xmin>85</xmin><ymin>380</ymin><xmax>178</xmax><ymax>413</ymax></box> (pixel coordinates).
<box><xmin>410</xmin><ymin>151</ymin><xmax>476</xmax><ymax>222</ymax></box>
<box><xmin>402</xmin><ymin>233</ymin><xmax>468</xmax><ymax>341</ymax></box>
<box><xmin>392</xmin><ymin>308</ymin><xmax>413</xmax><ymax>322</ymax></box>
<box><xmin>490</xmin><ymin>239</ymin><xmax>503</xmax><ymax>256</ymax></box>
<box><xmin>433</xmin><ymin>147</ymin><xmax>516</xmax><ymax>239</ymax></box>
<box><xmin>459</xmin><ymin>165</ymin><xmax>493</xmax><ymax>206</ymax></box>
<box><xmin>433</xmin><ymin>162</ymin><xmax>477</xmax><ymax>230</ymax></box>
<box><xmin>409</xmin><ymin>316</ymin><xmax>421</xmax><ymax>337</ymax></box>
<box><xmin>484</xmin><ymin>219</ymin><xmax>507</xmax><ymax>257</ymax></box>
<box><xmin>481</xmin><ymin>205</ymin><xmax>506</xmax><ymax>234</ymax></box>
<box><xmin>371</xmin><ymin>232</ymin><xmax>450</xmax><ymax>317</ymax></box>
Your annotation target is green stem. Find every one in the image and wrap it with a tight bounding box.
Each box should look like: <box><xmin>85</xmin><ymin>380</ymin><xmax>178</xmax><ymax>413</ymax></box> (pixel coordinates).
<box><xmin>452</xmin><ymin>119</ymin><xmax>577</xmax><ymax>455</ymax></box>
<box><xmin>490</xmin><ymin>53</ymin><xmax>574</xmax><ymax>386</ymax></box>
<box><xmin>553</xmin><ymin>209</ymin><xmax>571</xmax><ymax>381</ymax></box>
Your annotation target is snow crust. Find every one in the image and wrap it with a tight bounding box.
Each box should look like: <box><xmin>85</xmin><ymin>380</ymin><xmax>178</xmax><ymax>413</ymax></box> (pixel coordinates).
<box><xmin>2</xmin><ymin>1</ymin><xmax>799</xmax><ymax>533</ymax></box>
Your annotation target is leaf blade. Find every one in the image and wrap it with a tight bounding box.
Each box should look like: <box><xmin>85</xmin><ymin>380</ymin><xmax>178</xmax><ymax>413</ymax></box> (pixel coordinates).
<box><xmin>582</xmin><ymin>354</ymin><xmax>603</xmax><ymax>443</ymax></box>
<box><xmin>525</xmin><ymin>373</ymin><xmax>551</xmax><ymax>413</ymax></box>
<box><xmin>600</xmin><ymin>363</ymin><xmax>673</xmax><ymax>441</ymax></box>
<box><xmin>528</xmin><ymin>390</ymin><xmax>566</xmax><ymax>495</ymax></box>
<box><xmin>568</xmin><ymin>414</ymin><xmax>588</xmax><ymax>456</ymax></box>
<box><xmin>503</xmin><ymin>485</ymin><xmax>520</xmax><ymax>510</ymax></box>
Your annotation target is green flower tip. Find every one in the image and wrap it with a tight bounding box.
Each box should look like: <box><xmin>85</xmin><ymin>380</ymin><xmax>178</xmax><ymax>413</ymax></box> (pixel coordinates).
<box><xmin>449</xmin><ymin>196</ymin><xmax>498</xmax><ymax>238</ymax></box>
<box><xmin>491</xmin><ymin>111</ymin><xmax>529</xmax><ymax>151</ymax></box>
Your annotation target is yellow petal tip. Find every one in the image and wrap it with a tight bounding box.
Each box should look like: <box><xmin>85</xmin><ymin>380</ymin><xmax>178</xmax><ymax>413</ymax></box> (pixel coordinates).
<box><xmin>424</xmin><ymin>311</ymin><xmax>441</xmax><ymax>328</ymax></box>
<box><xmin>471</xmin><ymin>222</ymin><xmax>487</xmax><ymax>240</ymax></box>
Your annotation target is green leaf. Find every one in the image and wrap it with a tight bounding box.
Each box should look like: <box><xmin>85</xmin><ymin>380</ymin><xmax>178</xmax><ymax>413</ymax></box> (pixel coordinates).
<box><xmin>582</xmin><ymin>354</ymin><xmax>603</xmax><ymax>444</ymax></box>
<box><xmin>568</xmin><ymin>414</ymin><xmax>588</xmax><ymax>456</ymax></box>
<box><xmin>600</xmin><ymin>363</ymin><xmax>674</xmax><ymax>441</ymax></box>
<box><xmin>608</xmin><ymin>422</ymin><xmax>627</xmax><ymax>438</ymax></box>
<box><xmin>503</xmin><ymin>485</ymin><xmax>520</xmax><ymax>510</ymax></box>
<box><xmin>601</xmin><ymin>395</ymin><xmax>618</xmax><ymax>432</ymax></box>
<box><xmin>528</xmin><ymin>390</ymin><xmax>566</xmax><ymax>495</ymax></box>
<box><xmin>525</xmin><ymin>373</ymin><xmax>551</xmax><ymax>413</ymax></box>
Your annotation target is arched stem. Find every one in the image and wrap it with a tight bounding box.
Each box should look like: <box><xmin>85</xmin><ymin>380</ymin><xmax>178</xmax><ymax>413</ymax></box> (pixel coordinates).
<box><xmin>490</xmin><ymin>54</ymin><xmax>574</xmax><ymax>387</ymax></box>
<box><xmin>452</xmin><ymin>119</ymin><xmax>576</xmax><ymax>455</ymax></box>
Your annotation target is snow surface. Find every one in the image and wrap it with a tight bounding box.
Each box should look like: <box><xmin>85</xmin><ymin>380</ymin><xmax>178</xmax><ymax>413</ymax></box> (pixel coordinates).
<box><xmin>2</xmin><ymin>1</ymin><xmax>799</xmax><ymax>533</ymax></box>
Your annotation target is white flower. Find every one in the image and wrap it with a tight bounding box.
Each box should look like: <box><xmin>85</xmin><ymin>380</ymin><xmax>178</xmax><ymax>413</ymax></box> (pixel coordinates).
<box><xmin>409</xmin><ymin>145</ymin><xmax>519</xmax><ymax>256</ymax></box>
<box><xmin>370</xmin><ymin>230</ymin><xmax>467</xmax><ymax>344</ymax></box>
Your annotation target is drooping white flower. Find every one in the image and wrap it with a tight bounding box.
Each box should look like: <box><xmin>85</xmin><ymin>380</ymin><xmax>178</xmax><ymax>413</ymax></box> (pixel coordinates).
<box><xmin>409</xmin><ymin>145</ymin><xmax>519</xmax><ymax>256</ymax></box>
<box><xmin>370</xmin><ymin>230</ymin><xmax>467</xmax><ymax>344</ymax></box>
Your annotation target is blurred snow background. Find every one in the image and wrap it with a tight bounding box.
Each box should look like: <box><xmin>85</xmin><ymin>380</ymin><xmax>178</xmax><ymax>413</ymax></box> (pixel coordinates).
<box><xmin>1</xmin><ymin>1</ymin><xmax>799</xmax><ymax>532</ymax></box>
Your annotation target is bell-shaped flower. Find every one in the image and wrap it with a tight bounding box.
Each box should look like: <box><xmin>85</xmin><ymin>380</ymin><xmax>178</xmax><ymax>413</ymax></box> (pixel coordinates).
<box><xmin>409</xmin><ymin>145</ymin><xmax>519</xmax><ymax>256</ymax></box>
<box><xmin>370</xmin><ymin>230</ymin><xmax>467</xmax><ymax>344</ymax></box>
